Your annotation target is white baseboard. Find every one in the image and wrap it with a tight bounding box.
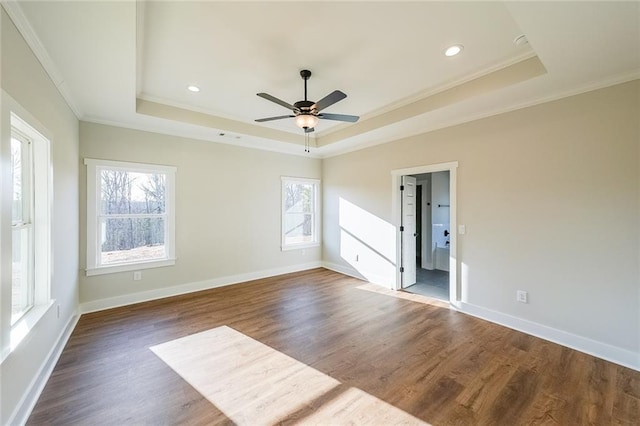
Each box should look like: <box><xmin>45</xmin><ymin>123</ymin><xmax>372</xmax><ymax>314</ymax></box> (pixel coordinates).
<box><xmin>459</xmin><ymin>302</ymin><xmax>639</xmax><ymax>371</ymax></box>
<box><xmin>321</xmin><ymin>265</ymin><xmax>639</xmax><ymax>371</ymax></box>
<box><xmin>322</xmin><ymin>261</ymin><xmax>394</xmax><ymax>288</ymax></box>
<box><xmin>80</xmin><ymin>261</ymin><xmax>323</xmax><ymax>314</ymax></box>
<box><xmin>8</xmin><ymin>313</ymin><xmax>80</xmax><ymax>426</ymax></box>
<box><xmin>322</xmin><ymin>261</ymin><xmax>363</xmax><ymax>280</ymax></box>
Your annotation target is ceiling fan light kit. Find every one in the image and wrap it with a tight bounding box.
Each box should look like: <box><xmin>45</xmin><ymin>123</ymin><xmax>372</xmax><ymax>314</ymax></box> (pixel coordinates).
<box><xmin>255</xmin><ymin>69</ymin><xmax>360</xmax><ymax>136</ymax></box>
<box><xmin>295</xmin><ymin>114</ymin><xmax>318</xmax><ymax>129</ymax></box>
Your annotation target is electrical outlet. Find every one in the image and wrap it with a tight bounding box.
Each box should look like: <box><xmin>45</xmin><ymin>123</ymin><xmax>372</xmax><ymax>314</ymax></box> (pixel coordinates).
<box><xmin>301</xmin><ymin>249</ymin><xmax>306</xmax><ymax>256</ymax></box>
<box><xmin>517</xmin><ymin>290</ymin><xmax>528</xmax><ymax>303</ymax></box>
<box><xmin>134</xmin><ymin>271</ymin><xmax>142</xmax><ymax>281</ymax></box>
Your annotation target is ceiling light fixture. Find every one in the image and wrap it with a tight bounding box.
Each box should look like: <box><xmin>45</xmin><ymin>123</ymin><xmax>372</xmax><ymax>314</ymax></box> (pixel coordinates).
<box><xmin>295</xmin><ymin>114</ymin><xmax>319</xmax><ymax>130</ymax></box>
<box><xmin>187</xmin><ymin>85</ymin><xmax>200</xmax><ymax>92</ymax></box>
<box><xmin>444</xmin><ymin>44</ymin><xmax>464</xmax><ymax>57</ymax></box>
<box><xmin>514</xmin><ymin>34</ymin><xmax>529</xmax><ymax>47</ymax></box>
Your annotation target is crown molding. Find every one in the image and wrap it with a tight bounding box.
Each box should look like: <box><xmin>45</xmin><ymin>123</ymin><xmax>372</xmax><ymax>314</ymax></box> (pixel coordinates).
<box><xmin>81</xmin><ymin>115</ymin><xmax>322</xmax><ymax>159</ymax></box>
<box><xmin>318</xmin><ymin>70</ymin><xmax>640</xmax><ymax>159</ymax></box>
<box><xmin>1</xmin><ymin>0</ymin><xmax>82</xmax><ymax>118</ymax></box>
<box><xmin>320</xmin><ymin>50</ymin><xmax>539</xmax><ymax>138</ymax></box>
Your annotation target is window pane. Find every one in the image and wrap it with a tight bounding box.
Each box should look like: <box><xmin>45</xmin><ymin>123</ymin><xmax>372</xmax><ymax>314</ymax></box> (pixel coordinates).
<box><xmin>101</xmin><ymin>217</ymin><xmax>166</xmax><ymax>265</ymax></box>
<box><xmin>101</xmin><ymin>170</ymin><xmax>166</xmax><ymax>215</ymax></box>
<box><xmin>284</xmin><ymin>213</ymin><xmax>314</xmax><ymax>245</ymax></box>
<box><xmin>284</xmin><ymin>183</ymin><xmax>313</xmax><ymax>214</ymax></box>
<box><xmin>11</xmin><ymin>138</ymin><xmax>23</xmax><ymax>224</ymax></box>
<box><xmin>12</xmin><ymin>227</ymin><xmax>33</xmax><ymax>322</ymax></box>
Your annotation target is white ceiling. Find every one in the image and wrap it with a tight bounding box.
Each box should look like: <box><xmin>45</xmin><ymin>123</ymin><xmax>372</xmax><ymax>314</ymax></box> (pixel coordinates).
<box><xmin>5</xmin><ymin>1</ymin><xmax>640</xmax><ymax>157</ymax></box>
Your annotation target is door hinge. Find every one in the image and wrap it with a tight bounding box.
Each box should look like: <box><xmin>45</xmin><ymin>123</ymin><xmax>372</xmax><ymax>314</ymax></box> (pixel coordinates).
<box><xmin>400</xmin><ymin>185</ymin><xmax>404</xmax><ymax>191</ymax></box>
<box><xmin>400</xmin><ymin>226</ymin><xmax>404</xmax><ymax>232</ymax></box>
<box><xmin>400</xmin><ymin>267</ymin><xmax>405</xmax><ymax>273</ymax></box>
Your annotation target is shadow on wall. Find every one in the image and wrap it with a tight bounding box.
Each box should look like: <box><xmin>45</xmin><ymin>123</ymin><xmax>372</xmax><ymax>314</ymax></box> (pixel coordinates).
<box><xmin>339</xmin><ymin>198</ymin><xmax>396</xmax><ymax>286</ymax></box>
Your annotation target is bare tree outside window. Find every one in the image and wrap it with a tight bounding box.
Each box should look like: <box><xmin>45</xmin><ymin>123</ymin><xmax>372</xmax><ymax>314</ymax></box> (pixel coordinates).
<box><xmin>100</xmin><ymin>170</ymin><xmax>167</xmax><ymax>264</ymax></box>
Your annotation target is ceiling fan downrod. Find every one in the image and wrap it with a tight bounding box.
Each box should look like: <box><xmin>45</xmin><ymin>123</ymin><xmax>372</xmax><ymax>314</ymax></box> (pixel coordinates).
<box><xmin>300</xmin><ymin>69</ymin><xmax>311</xmax><ymax>102</ymax></box>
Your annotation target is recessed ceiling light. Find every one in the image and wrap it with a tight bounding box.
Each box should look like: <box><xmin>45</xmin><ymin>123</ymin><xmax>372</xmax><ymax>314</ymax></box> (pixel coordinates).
<box><xmin>187</xmin><ymin>85</ymin><xmax>200</xmax><ymax>92</ymax></box>
<box><xmin>444</xmin><ymin>44</ymin><xmax>463</xmax><ymax>57</ymax></box>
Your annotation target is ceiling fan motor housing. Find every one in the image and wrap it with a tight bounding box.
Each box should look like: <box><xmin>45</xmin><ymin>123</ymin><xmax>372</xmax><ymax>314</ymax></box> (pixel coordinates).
<box><xmin>293</xmin><ymin>100</ymin><xmax>316</xmax><ymax>115</ymax></box>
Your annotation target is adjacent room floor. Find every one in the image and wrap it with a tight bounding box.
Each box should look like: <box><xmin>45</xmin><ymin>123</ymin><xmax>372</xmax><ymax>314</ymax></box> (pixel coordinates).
<box><xmin>403</xmin><ymin>267</ymin><xmax>450</xmax><ymax>300</ymax></box>
<box><xmin>28</xmin><ymin>268</ymin><xmax>638</xmax><ymax>424</ymax></box>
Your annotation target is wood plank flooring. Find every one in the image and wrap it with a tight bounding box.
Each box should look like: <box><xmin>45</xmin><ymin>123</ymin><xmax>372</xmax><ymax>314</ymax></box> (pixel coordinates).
<box><xmin>28</xmin><ymin>268</ymin><xmax>639</xmax><ymax>425</ymax></box>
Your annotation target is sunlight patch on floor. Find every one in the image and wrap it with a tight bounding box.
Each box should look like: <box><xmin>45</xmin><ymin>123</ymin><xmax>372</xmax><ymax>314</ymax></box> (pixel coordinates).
<box><xmin>150</xmin><ymin>326</ymin><xmax>428</xmax><ymax>425</ymax></box>
<box><xmin>356</xmin><ymin>283</ymin><xmax>450</xmax><ymax>308</ymax></box>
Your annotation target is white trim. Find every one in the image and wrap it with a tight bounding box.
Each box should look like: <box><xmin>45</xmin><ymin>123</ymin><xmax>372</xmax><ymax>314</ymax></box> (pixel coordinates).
<box><xmin>1</xmin><ymin>0</ymin><xmax>82</xmax><ymax>118</ymax></box>
<box><xmin>83</xmin><ymin>158</ymin><xmax>177</xmax><ymax>173</ymax></box>
<box><xmin>84</xmin><ymin>158</ymin><xmax>176</xmax><ymax>274</ymax></box>
<box><xmin>9</xmin><ymin>301</ymin><xmax>55</xmax><ymax>353</ymax></box>
<box><xmin>322</xmin><ymin>261</ymin><xmax>393</xmax><ymax>289</ymax></box>
<box><xmin>391</xmin><ymin>162</ymin><xmax>459</xmax><ymax>306</ymax></box>
<box><xmin>6</xmin><ymin>313</ymin><xmax>80</xmax><ymax>426</ymax></box>
<box><xmin>280</xmin><ymin>242</ymin><xmax>320</xmax><ymax>252</ymax></box>
<box><xmin>320</xmin><ymin>51</ymin><xmax>539</xmax><ymax>139</ymax></box>
<box><xmin>8</xmin><ymin>108</ymin><xmax>55</xmax><ymax>349</ymax></box>
<box><xmin>322</xmin><ymin>261</ymin><xmax>363</xmax><ymax>280</ymax></box>
<box><xmin>458</xmin><ymin>302</ymin><xmax>640</xmax><ymax>372</ymax></box>
<box><xmin>320</xmin><ymin>264</ymin><xmax>639</xmax><ymax>371</ymax></box>
<box><xmin>318</xmin><ymin>71</ymin><xmax>640</xmax><ymax>160</ymax></box>
<box><xmin>79</xmin><ymin>261</ymin><xmax>323</xmax><ymax>314</ymax></box>
<box><xmin>81</xmin><ymin>115</ymin><xmax>323</xmax><ymax>159</ymax></box>
<box><xmin>281</xmin><ymin>176</ymin><xmax>321</xmax><ymax>251</ymax></box>
<box><xmin>86</xmin><ymin>258</ymin><xmax>176</xmax><ymax>276</ymax></box>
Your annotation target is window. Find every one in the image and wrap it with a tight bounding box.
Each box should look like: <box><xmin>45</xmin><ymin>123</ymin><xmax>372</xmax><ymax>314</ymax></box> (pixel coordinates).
<box><xmin>85</xmin><ymin>159</ymin><xmax>176</xmax><ymax>275</ymax></box>
<box><xmin>281</xmin><ymin>177</ymin><xmax>320</xmax><ymax>250</ymax></box>
<box><xmin>10</xmin><ymin>113</ymin><xmax>51</xmax><ymax>325</ymax></box>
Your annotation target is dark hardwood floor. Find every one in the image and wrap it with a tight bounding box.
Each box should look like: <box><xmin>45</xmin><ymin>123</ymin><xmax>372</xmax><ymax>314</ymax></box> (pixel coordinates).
<box><xmin>28</xmin><ymin>268</ymin><xmax>639</xmax><ymax>425</ymax></box>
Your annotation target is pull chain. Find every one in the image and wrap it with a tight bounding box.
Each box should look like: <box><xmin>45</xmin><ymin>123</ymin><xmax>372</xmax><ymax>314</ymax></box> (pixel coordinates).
<box><xmin>304</xmin><ymin>132</ymin><xmax>309</xmax><ymax>153</ymax></box>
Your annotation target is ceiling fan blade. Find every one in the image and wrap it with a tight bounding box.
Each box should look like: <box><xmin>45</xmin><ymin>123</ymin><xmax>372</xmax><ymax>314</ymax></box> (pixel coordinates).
<box><xmin>257</xmin><ymin>93</ymin><xmax>299</xmax><ymax>112</ymax></box>
<box><xmin>304</xmin><ymin>127</ymin><xmax>315</xmax><ymax>133</ymax></box>
<box><xmin>255</xmin><ymin>115</ymin><xmax>295</xmax><ymax>123</ymax></box>
<box><xmin>318</xmin><ymin>113</ymin><xmax>359</xmax><ymax>123</ymax></box>
<box><xmin>313</xmin><ymin>90</ymin><xmax>347</xmax><ymax>112</ymax></box>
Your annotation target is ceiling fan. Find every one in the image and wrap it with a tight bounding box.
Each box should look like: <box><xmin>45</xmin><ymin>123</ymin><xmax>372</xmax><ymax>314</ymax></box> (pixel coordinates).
<box><xmin>255</xmin><ymin>69</ymin><xmax>359</xmax><ymax>133</ymax></box>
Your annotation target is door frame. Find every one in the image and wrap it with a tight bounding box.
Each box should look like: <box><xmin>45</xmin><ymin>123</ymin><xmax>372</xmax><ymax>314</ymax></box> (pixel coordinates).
<box><xmin>391</xmin><ymin>161</ymin><xmax>459</xmax><ymax>306</ymax></box>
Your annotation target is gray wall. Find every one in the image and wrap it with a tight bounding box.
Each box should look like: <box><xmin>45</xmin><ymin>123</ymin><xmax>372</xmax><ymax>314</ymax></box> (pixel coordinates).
<box><xmin>1</xmin><ymin>9</ymin><xmax>80</xmax><ymax>423</ymax></box>
<box><xmin>323</xmin><ymin>80</ymin><xmax>639</xmax><ymax>356</ymax></box>
<box><xmin>79</xmin><ymin>122</ymin><xmax>322</xmax><ymax>306</ymax></box>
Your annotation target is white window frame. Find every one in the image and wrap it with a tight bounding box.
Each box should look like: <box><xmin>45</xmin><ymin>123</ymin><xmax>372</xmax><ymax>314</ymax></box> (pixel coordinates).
<box><xmin>85</xmin><ymin>159</ymin><xmax>176</xmax><ymax>276</ymax></box>
<box><xmin>11</xmin><ymin>127</ymin><xmax>35</xmax><ymax>324</ymax></box>
<box><xmin>281</xmin><ymin>176</ymin><xmax>320</xmax><ymax>251</ymax></box>
<box><xmin>9</xmin><ymin>111</ymin><xmax>53</xmax><ymax>345</ymax></box>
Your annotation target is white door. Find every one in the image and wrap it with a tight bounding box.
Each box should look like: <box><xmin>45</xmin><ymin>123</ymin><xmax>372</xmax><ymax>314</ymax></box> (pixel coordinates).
<box><xmin>401</xmin><ymin>175</ymin><xmax>417</xmax><ymax>288</ymax></box>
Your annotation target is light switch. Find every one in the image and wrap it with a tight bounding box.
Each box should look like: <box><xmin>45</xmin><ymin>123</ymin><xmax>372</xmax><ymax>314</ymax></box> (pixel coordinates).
<box><xmin>458</xmin><ymin>225</ymin><xmax>466</xmax><ymax>234</ymax></box>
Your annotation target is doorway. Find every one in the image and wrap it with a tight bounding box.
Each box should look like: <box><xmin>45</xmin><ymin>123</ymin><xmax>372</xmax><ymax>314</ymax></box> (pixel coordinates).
<box><xmin>391</xmin><ymin>162</ymin><xmax>458</xmax><ymax>305</ymax></box>
<box><xmin>407</xmin><ymin>171</ymin><xmax>450</xmax><ymax>300</ymax></box>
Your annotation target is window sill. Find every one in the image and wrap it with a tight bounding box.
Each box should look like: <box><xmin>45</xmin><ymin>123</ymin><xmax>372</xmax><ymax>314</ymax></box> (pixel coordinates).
<box><xmin>86</xmin><ymin>258</ymin><xmax>176</xmax><ymax>276</ymax></box>
<box><xmin>281</xmin><ymin>242</ymin><xmax>320</xmax><ymax>252</ymax></box>
<box><xmin>8</xmin><ymin>300</ymin><xmax>55</xmax><ymax>356</ymax></box>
